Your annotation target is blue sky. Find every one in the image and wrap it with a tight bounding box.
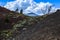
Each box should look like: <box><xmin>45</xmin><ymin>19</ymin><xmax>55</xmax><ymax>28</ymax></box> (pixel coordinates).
<box><xmin>0</xmin><ymin>0</ymin><xmax>15</xmax><ymax>6</ymax></box>
<box><xmin>34</xmin><ymin>0</ymin><xmax>60</xmax><ymax>8</ymax></box>
<box><xmin>0</xmin><ymin>0</ymin><xmax>60</xmax><ymax>8</ymax></box>
<box><xmin>0</xmin><ymin>0</ymin><xmax>60</xmax><ymax>16</ymax></box>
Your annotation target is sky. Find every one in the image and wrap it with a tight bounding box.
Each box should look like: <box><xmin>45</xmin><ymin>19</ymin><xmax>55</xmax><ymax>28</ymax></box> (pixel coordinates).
<box><xmin>0</xmin><ymin>0</ymin><xmax>15</xmax><ymax>6</ymax></box>
<box><xmin>0</xmin><ymin>0</ymin><xmax>60</xmax><ymax>8</ymax></box>
<box><xmin>0</xmin><ymin>0</ymin><xmax>60</xmax><ymax>16</ymax></box>
<box><xmin>34</xmin><ymin>0</ymin><xmax>60</xmax><ymax>8</ymax></box>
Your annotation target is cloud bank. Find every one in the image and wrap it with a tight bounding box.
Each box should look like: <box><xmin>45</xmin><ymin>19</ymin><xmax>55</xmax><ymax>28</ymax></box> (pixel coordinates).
<box><xmin>4</xmin><ymin>0</ymin><xmax>57</xmax><ymax>16</ymax></box>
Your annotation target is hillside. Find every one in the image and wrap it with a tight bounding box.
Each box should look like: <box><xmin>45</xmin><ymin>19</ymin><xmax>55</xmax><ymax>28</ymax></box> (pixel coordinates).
<box><xmin>0</xmin><ymin>6</ymin><xmax>60</xmax><ymax>40</ymax></box>
<box><xmin>8</xmin><ymin>10</ymin><xmax>60</xmax><ymax>40</ymax></box>
<box><xmin>0</xmin><ymin>6</ymin><xmax>26</xmax><ymax>30</ymax></box>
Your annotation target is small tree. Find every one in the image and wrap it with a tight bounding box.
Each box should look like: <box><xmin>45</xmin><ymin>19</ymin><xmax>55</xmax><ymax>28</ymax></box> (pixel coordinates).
<box><xmin>5</xmin><ymin>15</ymin><xmax>9</xmax><ymax>23</ymax></box>
<box><xmin>47</xmin><ymin>5</ymin><xmax>54</xmax><ymax>14</ymax></box>
<box><xmin>20</xmin><ymin>9</ymin><xmax>23</xmax><ymax>14</ymax></box>
<box><xmin>15</xmin><ymin>8</ymin><xmax>19</xmax><ymax>13</ymax></box>
<box><xmin>19</xmin><ymin>9</ymin><xmax>24</xmax><ymax>16</ymax></box>
<box><xmin>48</xmin><ymin>6</ymin><xmax>52</xmax><ymax>14</ymax></box>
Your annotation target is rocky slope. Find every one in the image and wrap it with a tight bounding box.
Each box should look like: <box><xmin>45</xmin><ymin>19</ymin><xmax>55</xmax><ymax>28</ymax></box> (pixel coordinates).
<box><xmin>11</xmin><ymin>10</ymin><xmax>60</xmax><ymax>40</ymax></box>
<box><xmin>0</xmin><ymin>6</ymin><xmax>60</xmax><ymax>40</ymax></box>
<box><xmin>0</xmin><ymin>6</ymin><xmax>25</xmax><ymax>30</ymax></box>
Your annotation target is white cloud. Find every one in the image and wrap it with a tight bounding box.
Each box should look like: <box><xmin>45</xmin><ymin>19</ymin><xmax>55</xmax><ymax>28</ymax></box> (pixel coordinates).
<box><xmin>4</xmin><ymin>0</ymin><xmax>57</xmax><ymax>16</ymax></box>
